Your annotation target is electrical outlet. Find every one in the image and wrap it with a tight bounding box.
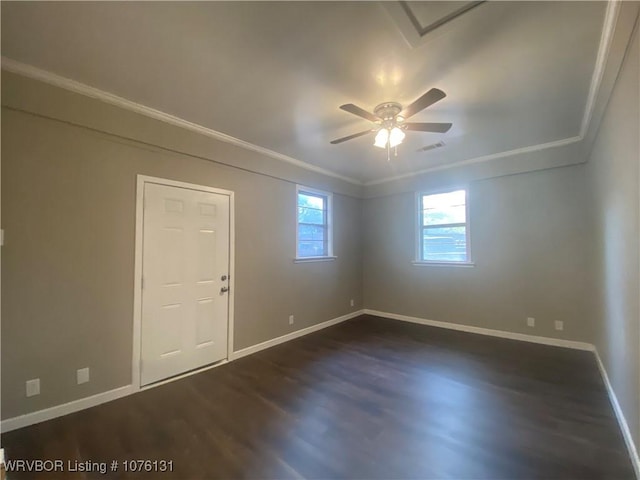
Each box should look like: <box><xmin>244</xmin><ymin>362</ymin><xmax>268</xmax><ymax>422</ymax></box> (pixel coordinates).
<box><xmin>26</xmin><ymin>378</ymin><xmax>40</xmax><ymax>397</ymax></box>
<box><xmin>527</xmin><ymin>317</ymin><xmax>535</xmax><ymax>327</ymax></box>
<box><xmin>77</xmin><ymin>367</ymin><xmax>90</xmax><ymax>385</ymax></box>
<box><xmin>288</xmin><ymin>315</ymin><xmax>294</xmax><ymax>325</ymax></box>
<box><xmin>350</xmin><ymin>299</ymin><xmax>355</xmax><ymax>307</ymax></box>
<box><xmin>555</xmin><ymin>320</ymin><xmax>564</xmax><ymax>331</ymax></box>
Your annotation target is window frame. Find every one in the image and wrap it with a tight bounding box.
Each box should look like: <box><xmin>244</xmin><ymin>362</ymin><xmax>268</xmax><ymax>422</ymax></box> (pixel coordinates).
<box><xmin>295</xmin><ymin>185</ymin><xmax>335</xmax><ymax>262</ymax></box>
<box><xmin>413</xmin><ymin>187</ymin><xmax>474</xmax><ymax>267</ymax></box>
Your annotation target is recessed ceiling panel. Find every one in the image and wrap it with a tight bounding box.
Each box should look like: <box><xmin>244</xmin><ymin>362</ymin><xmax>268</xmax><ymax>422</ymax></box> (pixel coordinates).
<box><xmin>400</xmin><ymin>1</ymin><xmax>485</xmax><ymax>37</ymax></box>
<box><xmin>1</xmin><ymin>1</ymin><xmax>607</xmax><ymax>184</ymax></box>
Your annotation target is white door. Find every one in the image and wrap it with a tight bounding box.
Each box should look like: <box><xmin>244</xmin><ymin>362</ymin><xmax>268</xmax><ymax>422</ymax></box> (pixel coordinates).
<box><xmin>141</xmin><ymin>182</ymin><xmax>230</xmax><ymax>386</ymax></box>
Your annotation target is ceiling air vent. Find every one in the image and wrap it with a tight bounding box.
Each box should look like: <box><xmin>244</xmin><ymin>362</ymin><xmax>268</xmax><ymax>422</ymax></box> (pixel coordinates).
<box><xmin>417</xmin><ymin>141</ymin><xmax>445</xmax><ymax>153</ymax></box>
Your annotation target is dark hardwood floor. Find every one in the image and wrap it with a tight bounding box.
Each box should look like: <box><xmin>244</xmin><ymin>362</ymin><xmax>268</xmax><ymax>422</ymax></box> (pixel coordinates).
<box><xmin>2</xmin><ymin>315</ymin><xmax>635</xmax><ymax>479</ymax></box>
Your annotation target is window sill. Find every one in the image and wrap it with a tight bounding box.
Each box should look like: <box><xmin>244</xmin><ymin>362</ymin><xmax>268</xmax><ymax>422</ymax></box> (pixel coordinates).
<box><xmin>412</xmin><ymin>261</ymin><xmax>475</xmax><ymax>267</ymax></box>
<box><xmin>294</xmin><ymin>256</ymin><xmax>337</xmax><ymax>263</ymax></box>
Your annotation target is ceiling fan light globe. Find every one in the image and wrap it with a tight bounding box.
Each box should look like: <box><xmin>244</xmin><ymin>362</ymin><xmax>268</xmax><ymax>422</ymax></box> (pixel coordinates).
<box><xmin>374</xmin><ymin>128</ymin><xmax>389</xmax><ymax>148</ymax></box>
<box><xmin>389</xmin><ymin>127</ymin><xmax>405</xmax><ymax>148</ymax></box>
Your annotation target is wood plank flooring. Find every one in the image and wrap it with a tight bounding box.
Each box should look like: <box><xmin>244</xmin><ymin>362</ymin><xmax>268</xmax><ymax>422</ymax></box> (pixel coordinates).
<box><xmin>1</xmin><ymin>315</ymin><xmax>635</xmax><ymax>479</ymax></box>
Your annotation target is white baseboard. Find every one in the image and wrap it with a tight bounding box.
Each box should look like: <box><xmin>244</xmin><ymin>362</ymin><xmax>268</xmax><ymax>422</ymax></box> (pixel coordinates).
<box><xmin>363</xmin><ymin>309</ymin><xmax>595</xmax><ymax>351</ymax></box>
<box><xmin>5</xmin><ymin>307</ymin><xmax>637</xmax><ymax>480</ymax></box>
<box><xmin>1</xmin><ymin>310</ymin><xmax>364</xmax><ymax>433</ymax></box>
<box><xmin>593</xmin><ymin>350</ymin><xmax>640</xmax><ymax>479</ymax></box>
<box><xmin>0</xmin><ymin>384</ymin><xmax>135</xmax><ymax>433</ymax></box>
<box><xmin>231</xmin><ymin>309</ymin><xmax>364</xmax><ymax>360</ymax></box>
<box><xmin>365</xmin><ymin>309</ymin><xmax>639</xmax><ymax>476</ymax></box>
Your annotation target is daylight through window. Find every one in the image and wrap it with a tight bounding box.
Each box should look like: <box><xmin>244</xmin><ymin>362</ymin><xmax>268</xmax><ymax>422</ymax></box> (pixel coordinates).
<box><xmin>419</xmin><ymin>189</ymin><xmax>470</xmax><ymax>263</ymax></box>
<box><xmin>297</xmin><ymin>186</ymin><xmax>332</xmax><ymax>258</ymax></box>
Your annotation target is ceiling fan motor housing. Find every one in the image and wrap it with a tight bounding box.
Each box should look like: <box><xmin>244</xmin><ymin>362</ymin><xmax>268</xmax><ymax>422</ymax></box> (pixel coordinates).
<box><xmin>374</xmin><ymin>102</ymin><xmax>403</xmax><ymax>126</ymax></box>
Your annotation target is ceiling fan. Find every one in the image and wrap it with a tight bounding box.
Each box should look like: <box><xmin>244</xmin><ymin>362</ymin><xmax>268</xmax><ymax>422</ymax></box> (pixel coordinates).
<box><xmin>330</xmin><ymin>88</ymin><xmax>452</xmax><ymax>160</ymax></box>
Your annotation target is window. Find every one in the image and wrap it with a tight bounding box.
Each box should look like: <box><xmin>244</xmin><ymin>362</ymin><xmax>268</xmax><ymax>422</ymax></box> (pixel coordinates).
<box><xmin>296</xmin><ymin>185</ymin><xmax>333</xmax><ymax>259</ymax></box>
<box><xmin>417</xmin><ymin>189</ymin><xmax>471</xmax><ymax>264</ymax></box>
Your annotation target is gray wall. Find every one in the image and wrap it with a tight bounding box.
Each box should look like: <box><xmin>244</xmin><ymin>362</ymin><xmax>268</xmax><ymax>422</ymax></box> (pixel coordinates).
<box><xmin>1</xmin><ymin>76</ymin><xmax>363</xmax><ymax>419</ymax></box>
<box><xmin>1</xmin><ymin>21</ymin><xmax>638</xmax><ymax>451</ymax></box>
<box><xmin>363</xmin><ymin>165</ymin><xmax>595</xmax><ymax>342</ymax></box>
<box><xmin>586</xmin><ymin>20</ymin><xmax>639</xmax><ymax>446</ymax></box>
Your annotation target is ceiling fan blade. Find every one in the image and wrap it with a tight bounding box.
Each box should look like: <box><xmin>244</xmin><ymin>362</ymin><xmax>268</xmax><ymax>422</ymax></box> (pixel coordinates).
<box><xmin>404</xmin><ymin>122</ymin><xmax>452</xmax><ymax>133</ymax></box>
<box><xmin>339</xmin><ymin>104</ymin><xmax>379</xmax><ymax>123</ymax></box>
<box><xmin>401</xmin><ymin>88</ymin><xmax>446</xmax><ymax>119</ymax></box>
<box><xmin>330</xmin><ymin>129</ymin><xmax>374</xmax><ymax>144</ymax></box>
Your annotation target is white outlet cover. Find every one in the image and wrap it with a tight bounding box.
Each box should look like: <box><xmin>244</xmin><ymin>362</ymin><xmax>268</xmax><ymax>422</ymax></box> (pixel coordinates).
<box><xmin>288</xmin><ymin>315</ymin><xmax>294</xmax><ymax>325</ymax></box>
<box><xmin>26</xmin><ymin>378</ymin><xmax>40</xmax><ymax>397</ymax></box>
<box><xmin>77</xmin><ymin>367</ymin><xmax>90</xmax><ymax>384</ymax></box>
<box><xmin>555</xmin><ymin>320</ymin><xmax>564</xmax><ymax>331</ymax></box>
<box><xmin>527</xmin><ymin>317</ymin><xmax>535</xmax><ymax>327</ymax></box>
<box><xmin>350</xmin><ymin>299</ymin><xmax>355</xmax><ymax>307</ymax></box>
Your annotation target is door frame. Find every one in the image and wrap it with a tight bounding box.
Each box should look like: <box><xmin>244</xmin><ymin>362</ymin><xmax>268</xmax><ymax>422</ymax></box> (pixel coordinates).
<box><xmin>132</xmin><ymin>175</ymin><xmax>235</xmax><ymax>391</ymax></box>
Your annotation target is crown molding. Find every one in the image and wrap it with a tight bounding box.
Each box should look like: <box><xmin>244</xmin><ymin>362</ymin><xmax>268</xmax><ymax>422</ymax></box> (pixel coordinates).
<box><xmin>363</xmin><ymin>136</ymin><xmax>582</xmax><ymax>186</ymax></box>
<box><xmin>1</xmin><ymin>57</ymin><xmax>363</xmax><ymax>186</ymax></box>
<box><xmin>367</xmin><ymin>0</ymin><xmax>620</xmax><ymax>187</ymax></box>
<box><xmin>580</xmin><ymin>0</ymin><xmax>620</xmax><ymax>138</ymax></box>
<box><xmin>0</xmin><ymin>1</ymin><xmax>619</xmax><ymax>188</ymax></box>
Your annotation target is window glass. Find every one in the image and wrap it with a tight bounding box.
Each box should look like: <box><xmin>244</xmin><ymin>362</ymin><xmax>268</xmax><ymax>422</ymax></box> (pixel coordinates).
<box><xmin>297</xmin><ymin>187</ymin><xmax>332</xmax><ymax>258</ymax></box>
<box><xmin>419</xmin><ymin>189</ymin><xmax>469</xmax><ymax>263</ymax></box>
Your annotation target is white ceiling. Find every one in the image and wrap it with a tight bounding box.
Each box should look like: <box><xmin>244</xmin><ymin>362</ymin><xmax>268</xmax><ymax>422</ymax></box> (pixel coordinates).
<box><xmin>1</xmin><ymin>1</ymin><xmax>606</xmax><ymax>184</ymax></box>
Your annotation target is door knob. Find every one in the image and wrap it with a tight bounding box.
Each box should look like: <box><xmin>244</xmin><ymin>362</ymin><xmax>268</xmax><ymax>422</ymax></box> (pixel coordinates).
<box><xmin>220</xmin><ymin>286</ymin><xmax>229</xmax><ymax>294</ymax></box>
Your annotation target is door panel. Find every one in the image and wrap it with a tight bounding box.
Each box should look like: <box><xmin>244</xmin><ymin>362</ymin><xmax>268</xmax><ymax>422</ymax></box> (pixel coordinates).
<box><xmin>141</xmin><ymin>183</ymin><xmax>230</xmax><ymax>386</ymax></box>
